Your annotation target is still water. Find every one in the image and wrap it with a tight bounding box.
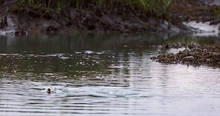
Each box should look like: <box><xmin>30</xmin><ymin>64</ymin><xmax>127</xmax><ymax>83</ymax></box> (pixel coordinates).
<box><xmin>0</xmin><ymin>34</ymin><xmax>220</xmax><ymax>116</ymax></box>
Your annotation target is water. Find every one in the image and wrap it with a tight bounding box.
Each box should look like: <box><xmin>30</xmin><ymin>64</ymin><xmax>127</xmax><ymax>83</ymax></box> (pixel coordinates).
<box><xmin>0</xmin><ymin>34</ymin><xmax>220</xmax><ymax>116</ymax></box>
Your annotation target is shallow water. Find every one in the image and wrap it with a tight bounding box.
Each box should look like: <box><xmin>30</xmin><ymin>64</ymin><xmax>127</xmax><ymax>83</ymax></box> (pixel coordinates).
<box><xmin>0</xmin><ymin>34</ymin><xmax>220</xmax><ymax>116</ymax></box>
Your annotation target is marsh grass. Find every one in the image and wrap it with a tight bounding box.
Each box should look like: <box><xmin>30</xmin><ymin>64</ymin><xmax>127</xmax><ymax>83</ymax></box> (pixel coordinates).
<box><xmin>16</xmin><ymin>0</ymin><xmax>172</xmax><ymax>18</ymax></box>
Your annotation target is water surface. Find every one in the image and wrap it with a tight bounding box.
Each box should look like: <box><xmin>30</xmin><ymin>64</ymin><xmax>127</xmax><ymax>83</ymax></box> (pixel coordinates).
<box><xmin>0</xmin><ymin>34</ymin><xmax>220</xmax><ymax>116</ymax></box>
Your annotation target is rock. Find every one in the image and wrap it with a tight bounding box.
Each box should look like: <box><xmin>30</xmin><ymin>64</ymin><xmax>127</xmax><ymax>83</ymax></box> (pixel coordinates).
<box><xmin>169</xmin><ymin>23</ymin><xmax>181</xmax><ymax>34</ymax></box>
<box><xmin>159</xmin><ymin>21</ymin><xmax>181</xmax><ymax>34</ymax></box>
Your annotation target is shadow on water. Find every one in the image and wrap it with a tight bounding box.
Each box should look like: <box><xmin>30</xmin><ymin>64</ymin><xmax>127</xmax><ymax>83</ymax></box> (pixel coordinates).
<box><xmin>0</xmin><ymin>33</ymin><xmax>220</xmax><ymax>116</ymax></box>
<box><xmin>1</xmin><ymin>33</ymin><xmax>220</xmax><ymax>53</ymax></box>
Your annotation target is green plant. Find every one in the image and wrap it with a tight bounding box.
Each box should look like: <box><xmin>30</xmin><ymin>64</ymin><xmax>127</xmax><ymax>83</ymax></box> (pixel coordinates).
<box><xmin>16</xmin><ymin>0</ymin><xmax>172</xmax><ymax>18</ymax></box>
<box><xmin>214</xmin><ymin>9</ymin><xmax>220</xmax><ymax>19</ymax></box>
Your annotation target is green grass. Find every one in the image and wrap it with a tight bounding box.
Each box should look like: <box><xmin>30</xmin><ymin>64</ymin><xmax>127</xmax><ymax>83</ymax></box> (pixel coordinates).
<box><xmin>16</xmin><ymin>0</ymin><xmax>172</xmax><ymax>18</ymax></box>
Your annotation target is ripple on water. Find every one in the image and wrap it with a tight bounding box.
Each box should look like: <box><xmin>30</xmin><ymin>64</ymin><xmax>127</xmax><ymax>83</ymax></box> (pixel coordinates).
<box><xmin>0</xmin><ymin>49</ymin><xmax>220</xmax><ymax>116</ymax></box>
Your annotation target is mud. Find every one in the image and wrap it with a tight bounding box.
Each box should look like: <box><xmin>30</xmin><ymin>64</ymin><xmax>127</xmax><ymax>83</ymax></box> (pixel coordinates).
<box><xmin>151</xmin><ymin>44</ymin><xmax>220</xmax><ymax>67</ymax></box>
<box><xmin>0</xmin><ymin>0</ymin><xmax>220</xmax><ymax>36</ymax></box>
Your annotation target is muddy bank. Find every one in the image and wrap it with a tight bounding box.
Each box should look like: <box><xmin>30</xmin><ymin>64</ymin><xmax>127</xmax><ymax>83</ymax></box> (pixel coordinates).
<box><xmin>0</xmin><ymin>0</ymin><xmax>220</xmax><ymax>36</ymax></box>
<box><xmin>151</xmin><ymin>44</ymin><xmax>220</xmax><ymax>67</ymax></box>
<box><xmin>0</xmin><ymin>0</ymin><xmax>188</xmax><ymax>36</ymax></box>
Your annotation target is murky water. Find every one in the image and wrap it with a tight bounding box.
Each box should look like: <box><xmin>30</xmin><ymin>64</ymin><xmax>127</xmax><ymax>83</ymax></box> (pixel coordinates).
<box><xmin>0</xmin><ymin>34</ymin><xmax>220</xmax><ymax>116</ymax></box>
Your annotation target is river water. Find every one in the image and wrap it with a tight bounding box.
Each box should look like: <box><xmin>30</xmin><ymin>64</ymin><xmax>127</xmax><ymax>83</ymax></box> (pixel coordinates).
<box><xmin>0</xmin><ymin>33</ymin><xmax>220</xmax><ymax>116</ymax></box>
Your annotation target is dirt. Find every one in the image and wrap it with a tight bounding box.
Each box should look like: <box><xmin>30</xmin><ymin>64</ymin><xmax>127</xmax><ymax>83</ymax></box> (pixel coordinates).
<box><xmin>0</xmin><ymin>0</ymin><xmax>220</xmax><ymax>35</ymax></box>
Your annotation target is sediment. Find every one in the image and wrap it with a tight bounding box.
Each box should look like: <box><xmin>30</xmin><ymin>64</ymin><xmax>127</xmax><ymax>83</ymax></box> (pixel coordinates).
<box><xmin>151</xmin><ymin>44</ymin><xmax>220</xmax><ymax>67</ymax></box>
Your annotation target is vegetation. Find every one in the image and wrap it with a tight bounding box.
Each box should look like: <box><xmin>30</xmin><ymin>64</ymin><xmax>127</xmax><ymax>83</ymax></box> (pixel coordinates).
<box><xmin>16</xmin><ymin>0</ymin><xmax>172</xmax><ymax>18</ymax></box>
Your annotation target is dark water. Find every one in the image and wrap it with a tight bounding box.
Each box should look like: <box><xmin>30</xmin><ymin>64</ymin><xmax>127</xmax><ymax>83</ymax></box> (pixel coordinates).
<box><xmin>0</xmin><ymin>34</ymin><xmax>220</xmax><ymax>116</ymax></box>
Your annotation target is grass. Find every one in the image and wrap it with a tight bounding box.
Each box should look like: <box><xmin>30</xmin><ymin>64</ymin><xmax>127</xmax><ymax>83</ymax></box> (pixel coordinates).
<box><xmin>16</xmin><ymin>0</ymin><xmax>172</xmax><ymax>18</ymax></box>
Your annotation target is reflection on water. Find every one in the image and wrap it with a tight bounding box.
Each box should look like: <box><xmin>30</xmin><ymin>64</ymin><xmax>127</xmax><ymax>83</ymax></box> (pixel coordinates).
<box><xmin>0</xmin><ymin>34</ymin><xmax>220</xmax><ymax>116</ymax></box>
<box><xmin>0</xmin><ymin>33</ymin><xmax>165</xmax><ymax>54</ymax></box>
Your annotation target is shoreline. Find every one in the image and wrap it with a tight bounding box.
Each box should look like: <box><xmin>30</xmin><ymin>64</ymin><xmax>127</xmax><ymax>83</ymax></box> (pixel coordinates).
<box><xmin>0</xmin><ymin>0</ymin><xmax>199</xmax><ymax>36</ymax></box>
<box><xmin>0</xmin><ymin>0</ymin><xmax>220</xmax><ymax>36</ymax></box>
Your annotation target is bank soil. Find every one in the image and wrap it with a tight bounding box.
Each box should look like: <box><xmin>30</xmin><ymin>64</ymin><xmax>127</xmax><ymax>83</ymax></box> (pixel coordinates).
<box><xmin>0</xmin><ymin>0</ymin><xmax>220</xmax><ymax>35</ymax></box>
<box><xmin>0</xmin><ymin>0</ymin><xmax>204</xmax><ymax>35</ymax></box>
